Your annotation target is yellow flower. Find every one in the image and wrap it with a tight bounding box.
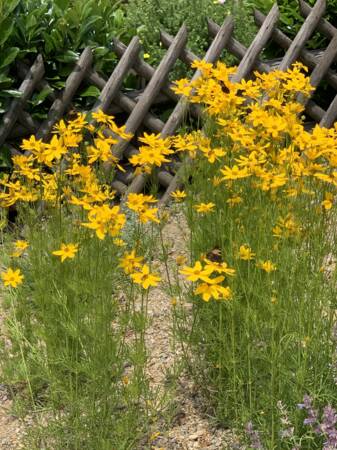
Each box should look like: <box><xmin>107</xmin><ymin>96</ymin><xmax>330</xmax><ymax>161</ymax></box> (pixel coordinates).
<box><xmin>238</xmin><ymin>245</ymin><xmax>255</xmax><ymax>261</ymax></box>
<box><xmin>52</xmin><ymin>243</ymin><xmax>79</xmax><ymax>262</ymax></box>
<box><xmin>143</xmin><ymin>53</ymin><xmax>150</xmax><ymax>59</ymax></box>
<box><xmin>172</xmin><ymin>78</ymin><xmax>192</xmax><ymax>97</ymax></box>
<box><xmin>130</xmin><ymin>264</ymin><xmax>161</xmax><ymax>289</ymax></box>
<box><xmin>1</xmin><ymin>268</ymin><xmax>24</xmax><ymax>288</ymax></box>
<box><xmin>194</xmin><ymin>278</ymin><xmax>232</xmax><ymax>302</ymax></box>
<box><xmin>14</xmin><ymin>240</ymin><xmax>29</xmax><ymax>251</ymax></box>
<box><xmin>220</xmin><ymin>165</ymin><xmax>250</xmax><ymax>181</ymax></box>
<box><xmin>180</xmin><ymin>261</ymin><xmax>213</xmax><ymax>282</ymax></box>
<box><xmin>171</xmin><ymin>190</ymin><xmax>187</xmax><ymax>202</ymax></box>
<box><xmin>194</xmin><ymin>202</ymin><xmax>215</xmax><ymax>213</ymax></box>
<box><xmin>171</xmin><ymin>297</ymin><xmax>177</xmax><ymax>306</ymax></box>
<box><xmin>11</xmin><ymin>240</ymin><xmax>29</xmax><ymax>258</ymax></box>
<box><xmin>259</xmin><ymin>260</ymin><xmax>277</xmax><ymax>273</ymax></box>
<box><xmin>203</xmin><ymin>258</ymin><xmax>236</xmax><ymax>276</ymax></box>
<box><xmin>321</xmin><ymin>192</ymin><xmax>334</xmax><ymax>210</ymax></box>
<box><xmin>176</xmin><ymin>255</ymin><xmax>187</xmax><ymax>266</ymax></box>
<box><xmin>119</xmin><ymin>250</ymin><xmax>144</xmax><ymax>274</ymax></box>
<box><xmin>92</xmin><ymin>109</ymin><xmax>114</xmax><ymax>125</ymax></box>
<box><xmin>113</xmin><ymin>238</ymin><xmax>126</xmax><ymax>247</ymax></box>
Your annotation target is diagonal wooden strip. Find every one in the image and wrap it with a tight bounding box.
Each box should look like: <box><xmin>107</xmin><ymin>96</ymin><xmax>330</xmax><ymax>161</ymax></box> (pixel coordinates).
<box><xmin>17</xmin><ymin>110</ymin><xmax>39</xmax><ymax>133</ymax></box>
<box><xmin>36</xmin><ymin>47</ymin><xmax>93</xmax><ymax>141</ymax></box>
<box><xmin>93</xmin><ymin>36</ymin><xmax>141</xmax><ymax>113</ymax></box>
<box><xmin>127</xmin><ymin>16</ymin><xmax>234</xmax><ymax>197</ymax></box>
<box><xmin>300</xmin><ymin>0</ymin><xmax>336</xmax><ymax>38</ymax></box>
<box><xmin>111</xmin><ymin>39</ymin><xmax>202</xmax><ymax>119</ymax></box>
<box><xmin>207</xmin><ymin>18</ymin><xmax>325</xmax><ymax>122</ymax></box>
<box><xmin>160</xmin><ymin>30</ymin><xmax>200</xmax><ymax>65</ymax></box>
<box><xmin>87</xmin><ymin>70</ymin><xmax>164</xmax><ymax>132</ymax></box>
<box><xmin>114</xmin><ymin>92</ymin><xmax>164</xmax><ymax>132</ymax></box>
<box><xmin>278</xmin><ymin>0</ymin><xmax>326</xmax><ymax>71</ymax></box>
<box><xmin>16</xmin><ymin>60</ymin><xmax>57</xmax><ymax>102</ymax></box>
<box><xmin>108</xmin><ymin>90</ymin><xmax>170</xmax><ymax>115</ymax></box>
<box><xmin>320</xmin><ymin>93</ymin><xmax>337</xmax><ymax>128</ymax></box>
<box><xmin>0</xmin><ymin>55</ymin><xmax>44</xmax><ymax>147</ymax></box>
<box><xmin>232</xmin><ymin>3</ymin><xmax>279</xmax><ymax>83</ymax></box>
<box><xmin>111</xmin><ymin>24</ymin><xmax>188</xmax><ymax>161</ymax></box>
<box><xmin>254</xmin><ymin>9</ymin><xmax>337</xmax><ymax>91</ymax></box>
<box><xmin>161</xmin><ymin>16</ymin><xmax>234</xmax><ymax>138</ymax></box>
<box><xmin>299</xmin><ymin>33</ymin><xmax>337</xmax><ymax>105</ymax></box>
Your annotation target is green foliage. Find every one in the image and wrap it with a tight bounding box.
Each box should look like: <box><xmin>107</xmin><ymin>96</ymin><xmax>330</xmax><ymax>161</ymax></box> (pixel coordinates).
<box><xmin>124</xmin><ymin>0</ymin><xmax>256</xmax><ymax>77</ymax></box>
<box><xmin>0</xmin><ymin>206</ymin><xmax>154</xmax><ymax>449</ymax></box>
<box><xmin>249</xmin><ymin>0</ymin><xmax>337</xmax><ymax>51</ymax></box>
<box><xmin>173</xmin><ymin>137</ymin><xmax>337</xmax><ymax>448</ymax></box>
<box><xmin>0</xmin><ymin>0</ymin><xmax>127</xmax><ymax>119</ymax></box>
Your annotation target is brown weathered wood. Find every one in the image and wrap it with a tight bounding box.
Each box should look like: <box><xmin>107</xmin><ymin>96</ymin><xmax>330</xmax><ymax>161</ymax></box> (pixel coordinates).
<box><xmin>254</xmin><ymin>9</ymin><xmax>337</xmax><ymax>91</ymax></box>
<box><xmin>114</xmin><ymin>92</ymin><xmax>164</xmax><ymax>132</ymax></box>
<box><xmin>37</xmin><ymin>47</ymin><xmax>93</xmax><ymax>140</ymax></box>
<box><xmin>300</xmin><ymin>0</ymin><xmax>335</xmax><ymax>38</ymax></box>
<box><xmin>208</xmin><ymin>18</ymin><xmax>325</xmax><ymax>122</ymax></box>
<box><xmin>16</xmin><ymin>60</ymin><xmax>56</xmax><ymax>102</ymax></box>
<box><xmin>0</xmin><ymin>55</ymin><xmax>44</xmax><ymax>147</ymax></box>
<box><xmin>158</xmin><ymin>170</ymin><xmax>173</xmax><ymax>187</ymax></box>
<box><xmin>17</xmin><ymin>110</ymin><xmax>39</xmax><ymax>133</ymax></box>
<box><xmin>127</xmin><ymin>15</ymin><xmax>234</xmax><ymax>197</ymax></box>
<box><xmin>111</xmin><ymin>179</ymin><xmax>128</xmax><ymax>194</ymax></box>
<box><xmin>93</xmin><ymin>36</ymin><xmax>140</xmax><ymax>113</ymax></box>
<box><xmin>232</xmin><ymin>3</ymin><xmax>279</xmax><ymax>82</ymax></box>
<box><xmin>279</xmin><ymin>0</ymin><xmax>326</xmax><ymax>71</ymax></box>
<box><xmin>320</xmin><ymin>94</ymin><xmax>337</xmax><ymax>127</ymax></box>
<box><xmin>111</xmin><ymin>38</ymin><xmax>202</xmax><ymax>118</ymax></box>
<box><xmin>90</xmin><ymin>71</ymin><xmax>167</xmax><ymax>133</ymax></box>
<box><xmin>108</xmin><ymin>91</ymin><xmax>170</xmax><ymax>114</ymax></box>
<box><xmin>111</xmin><ymin>24</ymin><xmax>188</xmax><ymax>161</ymax></box>
<box><xmin>299</xmin><ymin>33</ymin><xmax>337</xmax><ymax>105</ymax></box>
<box><xmin>160</xmin><ymin>30</ymin><xmax>200</xmax><ymax>65</ymax></box>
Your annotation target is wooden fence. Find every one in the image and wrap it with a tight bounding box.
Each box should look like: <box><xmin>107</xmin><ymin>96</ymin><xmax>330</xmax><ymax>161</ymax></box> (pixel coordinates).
<box><xmin>0</xmin><ymin>0</ymin><xmax>337</xmax><ymax>204</ymax></box>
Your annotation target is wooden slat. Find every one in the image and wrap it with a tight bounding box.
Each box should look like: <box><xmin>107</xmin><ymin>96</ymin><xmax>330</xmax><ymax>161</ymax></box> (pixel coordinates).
<box><xmin>299</xmin><ymin>33</ymin><xmax>337</xmax><ymax>105</ymax></box>
<box><xmin>320</xmin><ymin>94</ymin><xmax>337</xmax><ymax>127</ymax></box>
<box><xmin>108</xmin><ymin>91</ymin><xmax>170</xmax><ymax>115</ymax></box>
<box><xmin>0</xmin><ymin>55</ymin><xmax>44</xmax><ymax>147</ymax></box>
<box><xmin>111</xmin><ymin>24</ymin><xmax>188</xmax><ymax>161</ymax></box>
<box><xmin>232</xmin><ymin>3</ymin><xmax>279</xmax><ymax>82</ymax></box>
<box><xmin>93</xmin><ymin>36</ymin><xmax>140</xmax><ymax>113</ymax></box>
<box><xmin>160</xmin><ymin>30</ymin><xmax>200</xmax><ymax>64</ymax></box>
<box><xmin>300</xmin><ymin>0</ymin><xmax>336</xmax><ymax>38</ymax></box>
<box><xmin>88</xmin><ymin>70</ymin><xmax>165</xmax><ymax>132</ymax></box>
<box><xmin>254</xmin><ymin>9</ymin><xmax>337</xmax><ymax>91</ymax></box>
<box><xmin>36</xmin><ymin>47</ymin><xmax>93</xmax><ymax>140</ymax></box>
<box><xmin>208</xmin><ymin>18</ymin><xmax>325</xmax><ymax>122</ymax></box>
<box><xmin>17</xmin><ymin>110</ymin><xmax>39</xmax><ymax>133</ymax></box>
<box><xmin>16</xmin><ymin>60</ymin><xmax>56</xmax><ymax>102</ymax></box>
<box><xmin>111</xmin><ymin>38</ymin><xmax>201</xmax><ymax>118</ymax></box>
<box><xmin>127</xmin><ymin>16</ymin><xmax>234</xmax><ymax>197</ymax></box>
<box><xmin>279</xmin><ymin>0</ymin><xmax>326</xmax><ymax>71</ymax></box>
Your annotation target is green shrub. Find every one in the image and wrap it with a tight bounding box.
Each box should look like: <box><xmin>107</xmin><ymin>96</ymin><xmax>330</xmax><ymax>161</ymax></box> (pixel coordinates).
<box><xmin>0</xmin><ymin>0</ymin><xmax>127</xmax><ymax>118</ymax></box>
<box><xmin>124</xmin><ymin>0</ymin><xmax>256</xmax><ymax>77</ymax></box>
<box><xmin>249</xmin><ymin>0</ymin><xmax>337</xmax><ymax>50</ymax></box>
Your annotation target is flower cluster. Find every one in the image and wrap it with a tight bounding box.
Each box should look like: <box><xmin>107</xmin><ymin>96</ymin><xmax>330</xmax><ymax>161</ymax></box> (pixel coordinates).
<box><xmin>180</xmin><ymin>259</ymin><xmax>234</xmax><ymax>302</ymax></box>
<box><xmin>119</xmin><ymin>250</ymin><xmax>161</xmax><ymax>290</ymax></box>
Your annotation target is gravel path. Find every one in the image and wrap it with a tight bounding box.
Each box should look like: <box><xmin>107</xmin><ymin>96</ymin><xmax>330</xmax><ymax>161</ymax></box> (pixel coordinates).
<box><xmin>144</xmin><ymin>210</ymin><xmax>242</xmax><ymax>450</ymax></box>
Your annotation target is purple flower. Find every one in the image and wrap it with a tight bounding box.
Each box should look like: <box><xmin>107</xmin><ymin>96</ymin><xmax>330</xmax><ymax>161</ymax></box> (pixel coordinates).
<box><xmin>245</xmin><ymin>421</ymin><xmax>264</xmax><ymax>449</ymax></box>
<box><xmin>298</xmin><ymin>395</ymin><xmax>318</xmax><ymax>427</ymax></box>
